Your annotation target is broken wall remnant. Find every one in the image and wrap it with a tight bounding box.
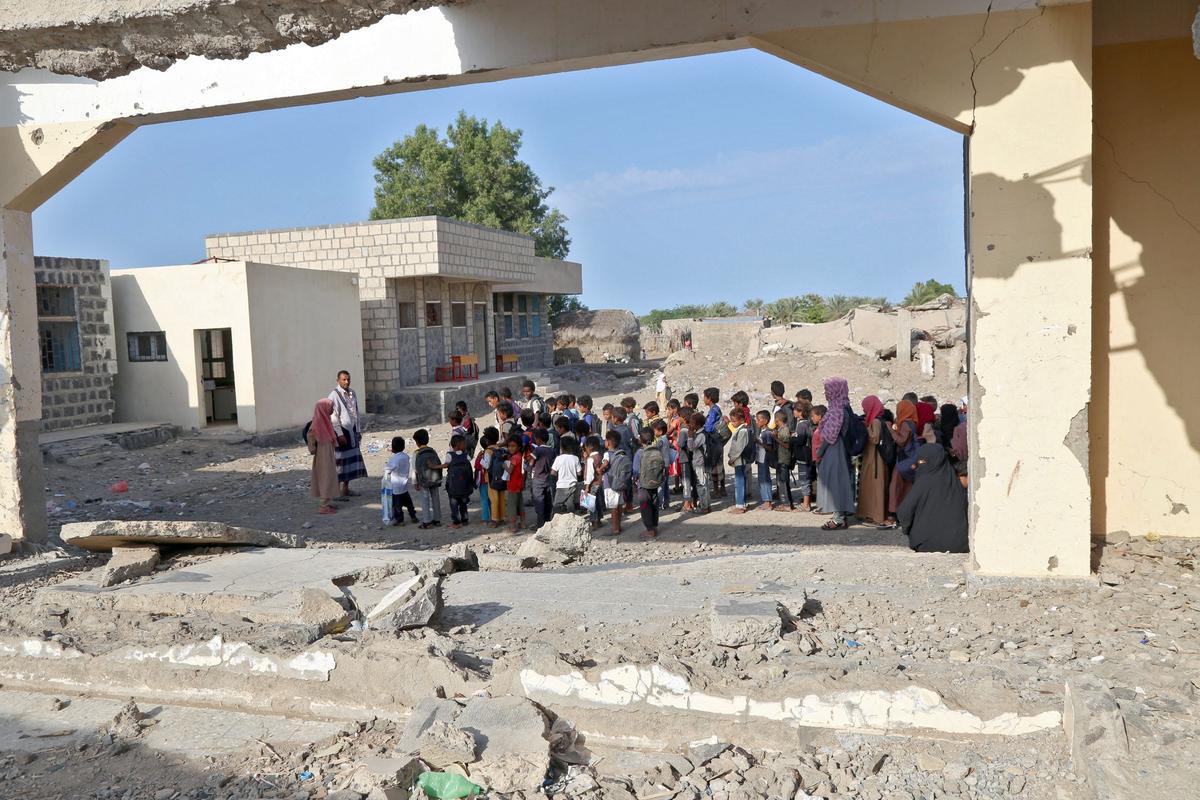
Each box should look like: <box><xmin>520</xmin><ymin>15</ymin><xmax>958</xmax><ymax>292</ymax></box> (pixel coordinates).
<box><xmin>0</xmin><ymin>0</ymin><xmax>461</xmax><ymax>79</ymax></box>
<box><xmin>60</xmin><ymin>520</ymin><xmax>304</xmax><ymax>551</ymax></box>
<box><xmin>553</xmin><ymin>309</ymin><xmax>640</xmax><ymax>364</ymax></box>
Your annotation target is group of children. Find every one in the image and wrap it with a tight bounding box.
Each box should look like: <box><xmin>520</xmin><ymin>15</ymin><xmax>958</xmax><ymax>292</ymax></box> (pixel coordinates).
<box><xmin>377</xmin><ymin>377</ymin><xmax>968</xmax><ymax>543</ymax></box>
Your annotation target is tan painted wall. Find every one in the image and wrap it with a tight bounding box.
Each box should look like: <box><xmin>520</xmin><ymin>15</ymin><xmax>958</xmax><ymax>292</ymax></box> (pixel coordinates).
<box><xmin>110</xmin><ymin>261</ymin><xmax>362</xmax><ymax>433</ymax></box>
<box><xmin>244</xmin><ymin>262</ymin><xmax>364</xmax><ymax>433</ymax></box>
<box><xmin>111</xmin><ymin>262</ymin><xmax>256</xmax><ymax>431</ymax></box>
<box><xmin>1092</xmin><ymin>34</ymin><xmax>1200</xmax><ymax>538</ymax></box>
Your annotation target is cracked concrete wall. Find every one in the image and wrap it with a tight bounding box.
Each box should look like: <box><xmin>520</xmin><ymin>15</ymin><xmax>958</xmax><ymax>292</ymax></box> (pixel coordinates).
<box><xmin>1092</xmin><ymin>7</ymin><xmax>1200</xmax><ymax>538</ymax></box>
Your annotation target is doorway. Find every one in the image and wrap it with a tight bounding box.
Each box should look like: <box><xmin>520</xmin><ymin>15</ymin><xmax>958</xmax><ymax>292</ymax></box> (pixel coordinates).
<box><xmin>198</xmin><ymin>328</ymin><xmax>236</xmax><ymax>424</ymax></box>
<box><xmin>473</xmin><ymin>302</ymin><xmax>489</xmax><ymax>374</ymax></box>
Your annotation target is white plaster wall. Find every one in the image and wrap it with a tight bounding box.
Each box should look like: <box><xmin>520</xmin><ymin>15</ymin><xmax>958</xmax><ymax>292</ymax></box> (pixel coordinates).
<box><xmin>111</xmin><ymin>262</ymin><xmax>255</xmax><ymax>431</ymax></box>
<box><xmin>244</xmin><ymin>262</ymin><xmax>364</xmax><ymax>433</ymax></box>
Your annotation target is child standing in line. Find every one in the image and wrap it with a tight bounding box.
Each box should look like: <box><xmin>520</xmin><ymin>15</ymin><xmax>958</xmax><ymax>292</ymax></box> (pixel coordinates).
<box><xmin>582</xmin><ymin>435</ymin><xmax>606</xmax><ymax>529</ymax></box>
<box><xmin>484</xmin><ymin>434</ymin><xmax>508</xmax><ymax>527</ymax></box>
<box><xmin>602</xmin><ymin>431</ymin><xmax>630</xmax><ymax>535</ymax></box>
<box><xmin>527</xmin><ymin>428</ymin><xmax>555</xmax><ymax>529</ymax></box>
<box><xmin>444</xmin><ymin>434</ymin><xmax>475</xmax><ymax>528</ymax></box>
<box><xmin>485</xmin><ymin>390</ymin><xmax>502</xmax><ymax>428</ymax></box>
<box><xmin>726</xmin><ymin>408</ymin><xmax>752</xmax><ymax>514</ymax></box>
<box><xmin>577</xmin><ymin>395</ymin><xmax>595</xmax><ymax>431</ymax></box>
<box><xmin>687</xmin><ymin>412</ymin><xmax>712</xmax><ymax>514</ymax></box>
<box><xmin>651</xmin><ymin>417</ymin><xmax>672</xmax><ymax>511</ymax></box>
<box><xmin>792</xmin><ymin>402</ymin><xmax>814</xmax><ymax>512</ymax></box>
<box><xmin>496</xmin><ymin>401</ymin><xmax>516</xmax><ymax>445</ymax></box>
<box><xmin>773</xmin><ymin>409</ymin><xmax>796</xmax><ymax>511</ymax></box>
<box><xmin>622</xmin><ymin>397</ymin><xmax>643</xmax><ymax>439</ymax></box>
<box><xmin>755</xmin><ymin>409</ymin><xmax>775</xmax><ymax>511</ymax></box>
<box><xmin>809</xmin><ymin>404</ymin><xmax>827</xmax><ymax>512</ymax></box>
<box><xmin>633</xmin><ymin>427</ymin><xmax>665</xmax><ymax>539</ymax></box>
<box><xmin>475</xmin><ymin>428</ymin><xmax>496</xmax><ymax>524</ymax></box>
<box><xmin>551</xmin><ymin>436</ymin><xmax>582</xmax><ymax>514</ymax></box>
<box><xmin>411</xmin><ymin>429</ymin><xmax>443</xmax><ymax>529</ymax></box>
<box><xmin>702</xmin><ymin>387</ymin><xmax>726</xmax><ymax>497</ymax></box>
<box><xmin>600</xmin><ymin>403</ymin><xmax>615</xmax><ymax>438</ymax></box>
<box><xmin>456</xmin><ymin>400</ymin><xmax>479</xmax><ymax>456</ymax></box>
<box><xmin>503</xmin><ymin>436</ymin><xmax>527</xmax><ymax>532</ymax></box>
<box><xmin>566</xmin><ymin>394</ymin><xmax>580</xmax><ymax>421</ymax></box>
<box><xmin>385</xmin><ymin>436</ymin><xmax>419</xmax><ymax>525</ymax></box>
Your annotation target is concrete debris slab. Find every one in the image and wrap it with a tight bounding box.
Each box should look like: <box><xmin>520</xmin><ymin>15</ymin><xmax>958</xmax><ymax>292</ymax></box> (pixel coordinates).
<box><xmin>1064</xmin><ymin>677</ymin><xmax>1137</xmax><ymax>798</ymax></box>
<box><xmin>710</xmin><ymin>597</ymin><xmax>785</xmax><ymax>647</ymax></box>
<box><xmin>250</xmin><ymin>587</ymin><xmax>350</xmax><ymax>633</ymax></box>
<box><xmin>397</xmin><ymin>697</ymin><xmax>464</xmax><ymax>755</ymax></box>
<box><xmin>687</xmin><ymin>736</ymin><xmax>731</xmax><ymax>767</ymax></box>
<box><xmin>416</xmin><ymin>720</ymin><xmax>478</xmax><ymax>768</ymax></box>
<box><xmin>453</xmin><ymin>695</ymin><xmax>551</xmax><ymax>793</ymax></box>
<box><xmin>1</xmin><ymin>533</ymin><xmax>14</xmax><ymax>556</ymax></box>
<box><xmin>516</xmin><ymin>535</ymin><xmax>570</xmax><ymax>566</ymax></box>
<box><xmin>98</xmin><ymin>544</ymin><xmax>160</xmax><ymax>587</ymax></box>
<box><xmin>537</xmin><ymin>514</ymin><xmax>593</xmax><ymax>557</ymax></box>
<box><xmin>477</xmin><ymin>553</ymin><xmax>536</xmax><ymax>571</ymax></box>
<box><xmin>348</xmin><ymin>755</ymin><xmax>425</xmax><ymax>795</ymax></box>
<box><xmin>40</xmin><ymin>548</ymin><xmax>445</xmax><ymax>624</ymax></box>
<box><xmin>60</xmin><ymin>520</ymin><xmax>302</xmax><ymax>552</ymax></box>
<box><xmin>366</xmin><ymin>574</ymin><xmax>442</xmax><ymax>632</ymax></box>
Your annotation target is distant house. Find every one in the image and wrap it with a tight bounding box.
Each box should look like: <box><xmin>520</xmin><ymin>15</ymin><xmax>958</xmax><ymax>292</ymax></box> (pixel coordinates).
<box><xmin>204</xmin><ymin>217</ymin><xmax>583</xmax><ymax>412</ymax></box>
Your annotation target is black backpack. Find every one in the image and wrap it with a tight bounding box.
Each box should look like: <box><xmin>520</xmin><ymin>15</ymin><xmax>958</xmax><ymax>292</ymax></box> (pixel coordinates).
<box><xmin>735</xmin><ymin>429</ymin><xmax>756</xmax><ymax>464</ymax></box>
<box><xmin>446</xmin><ymin>451</ymin><xmax>475</xmax><ymax>496</ymax></box>
<box><xmin>487</xmin><ymin>447</ymin><xmax>508</xmax><ymax>491</ymax></box>
<box><xmin>702</xmin><ymin>431</ymin><xmax>721</xmax><ymax>470</ymax></box>
<box><xmin>877</xmin><ymin>421</ymin><xmax>898</xmax><ymax>467</ymax></box>
<box><xmin>846</xmin><ymin>408</ymin><xmax>869</xmax><ymax>457</ymax></box>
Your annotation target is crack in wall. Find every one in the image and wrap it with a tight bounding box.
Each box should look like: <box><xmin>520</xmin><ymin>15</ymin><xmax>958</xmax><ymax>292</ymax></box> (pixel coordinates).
<box><xmin>1098</xmin><ymin>134</ymin><xmax>1200</xmax><ymax>239</ymax></box>
<box><xmin>968</xmin><ymin>3</ymin><xmax>1045</xmax><ymax>132</ymax></box>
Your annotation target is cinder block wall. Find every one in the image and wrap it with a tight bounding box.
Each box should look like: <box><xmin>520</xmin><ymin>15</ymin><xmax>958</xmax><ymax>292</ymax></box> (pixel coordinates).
<box><xmin>205</xmin><ymin>217</ymin><xmax>536</xmax><ymax>410</ymax></box>
<box><xmin>34</xmin><ymin>256</ymin><xmax>117</xmax><ymax>431</ymax></box>
<box><xmin>496</xmin><ymin>303</ymin><xmax>553</xmax><ymax>370</ymax></box>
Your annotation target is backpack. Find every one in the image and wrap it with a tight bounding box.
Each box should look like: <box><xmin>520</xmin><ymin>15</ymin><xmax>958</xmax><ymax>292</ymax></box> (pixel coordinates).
<box><xmin>465</xmin><ymin>418</ymin><xmax>479</xmax><ymax>451</ymax></box>
<box><xmin>877</xmin><ymin>421</ymin><xmax>898</xmax><ymax>467</ymax></box>
<box><xmin>702</xmin><ymin>431</ymin><xmax>721</xmax><ymax>470</ymax></box>
<box><xmin>300</xmin><ymin>421</ymin><xmax>312</xmax><ymax>444</ymax></box>
<box><xmin>639</xmin><ymin>448</ymin><xmax>665</xmax><ymax>491</ymax></box>
<box><xmin>717</xmin><ymin>422</ymin><xmax>732</xmax><ymax>444</ymax></box>
<box><xmin>846</xmin><ymin>407</ymin><xmax>869</xmax><ymax>457</ymax></box>
<box><xmin>734</xmin><ymin>428</ymin><xmax>756</xmax><ymax>464</ymax></box>
<box><xmin>487</xmin><ymin>447</ymin><xmax>508</xmax><ymax>491</ymax></box>
<box><xmin>446</xmin><ymin>451</ymin><xmax>474</xmax><ymax>496</ymax></box>
<box><xmin>417</xmin><ymin>447</ymin><xmax>442</xmax><ymax>488</ymax></box>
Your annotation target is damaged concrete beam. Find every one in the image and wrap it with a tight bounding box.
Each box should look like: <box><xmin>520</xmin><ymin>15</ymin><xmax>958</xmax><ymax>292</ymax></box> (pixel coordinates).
<box><xmin>60</xmin><ymin>520</ymin><xmax>304</xmax><ymax>552</ymax></box>
<box><xmin>0</xmin><ymin>0</ymin><xmax>461</xmax><ymax>80</ymax></box>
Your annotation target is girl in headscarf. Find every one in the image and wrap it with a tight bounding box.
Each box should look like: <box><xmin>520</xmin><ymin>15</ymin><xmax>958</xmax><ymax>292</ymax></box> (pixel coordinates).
<box><xmin>897</xmin><ymin>444</ymin><xmax>969</xmax><ymax>553</ymax></box>
<box><xmin>916</xmin><ymin>401</ymin><xmax>938</xmax><ymax>444</ymax></box>
<box><xmin>938</xmin><ymin>404</ymin><xmax>961</xmax><ymax>452</ymax></box>
<box><xmin>883</xmin><ymin>399</ymin><xmax>921</xmax><ymax>529</ymax></box>
<box><xmin>816</xmin><ymin>377</ymin><xmax>856</xmax><ymax>530</ymax></box>
<box><xmin>307</xmin><ymin>398</ymin><xmax>340</xmax><ymax>515</ymax></box>
<box><xmin>856</xmin><ymin>395</ymin><xmax>889</xmax><ymax>525</ymax></box>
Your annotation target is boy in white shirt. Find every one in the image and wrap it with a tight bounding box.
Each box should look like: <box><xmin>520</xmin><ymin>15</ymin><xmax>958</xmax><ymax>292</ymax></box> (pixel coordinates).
<box><xmin>551</xmin><ymin>437</ymin><xmax>583</xmax><ymax>513</ymax></box>
<box><xmin>385</xmin><ymin>436</ymin><xmax>418</xmax><ymax>525</ymax></box>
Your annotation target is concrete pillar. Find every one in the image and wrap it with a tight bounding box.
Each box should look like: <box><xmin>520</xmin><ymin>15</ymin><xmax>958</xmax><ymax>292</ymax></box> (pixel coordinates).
<box><xmin>896</xmin><ymin>308</ymin><xmax>913</xmax><ymax>361</ymax></box>
<box><xmin>967</xmin><ymin>6</ymin><xmax>1093</xmax><ymax>577</ymax></box>
<box><xmin>0</xmin><ymin>209</ymin><xmax>48</xmax><ymax>544</ymax></box>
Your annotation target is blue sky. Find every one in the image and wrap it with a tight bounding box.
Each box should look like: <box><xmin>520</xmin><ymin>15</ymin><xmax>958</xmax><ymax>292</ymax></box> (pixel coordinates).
<box><xmin>32</xmin><ymin>49</ymin><xmax>966</xmax><ymax>315</ymax></box>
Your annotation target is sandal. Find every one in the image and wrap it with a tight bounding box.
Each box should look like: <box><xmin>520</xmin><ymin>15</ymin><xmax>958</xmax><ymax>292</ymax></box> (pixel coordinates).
<box><xmin>877</xmin><ymin>522</ymin><xmax>899</xmax><ymax>530</ymax></box>
<box><xmin>821</xmin><ymin>520</ymin><xmax>848</xmax><ymax>530</ymax></box>
<box><xmin>318</xmin><ymin>505</ymin><xmax>338</xmax><ymax>515</ymax></box>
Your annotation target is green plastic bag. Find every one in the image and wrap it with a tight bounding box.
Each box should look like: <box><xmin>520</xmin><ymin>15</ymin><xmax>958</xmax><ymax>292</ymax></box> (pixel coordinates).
<box><xmin>417</xmin><ymin>771</ymin><xmax>483</xmax><ymax>799</ymax></box>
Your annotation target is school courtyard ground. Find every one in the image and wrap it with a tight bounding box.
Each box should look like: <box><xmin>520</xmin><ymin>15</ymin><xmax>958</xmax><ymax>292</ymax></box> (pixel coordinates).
<box><xmin>2</xmin><ymin>362</ymin><xmax>1197</xmax><ymax>800</ymax></box>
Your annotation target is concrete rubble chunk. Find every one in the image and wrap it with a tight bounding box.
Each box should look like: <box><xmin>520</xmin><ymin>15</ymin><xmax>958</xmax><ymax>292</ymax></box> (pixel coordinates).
<box><xmin>1064</xmin><ymin>677</ymin><xmax>1138</xmax><ymax>797</ymax></box>
<box><xmin>477</xmin><ymin>552</ymin><xmax>536</xmax><ymax>571</ymax></box>
<box><xmin>416</xmin><ymin>720</ymin><xmax>478</xmax><ymax>768</ymax></box>
<box><xmin>687</xmin><ymin>737</ymin><xmax>730</xmax><ymax>767</ymax></box>
<box><xmin>453</xmin><ymin>695</ymin><xmax>551</xmax><ymax>793</ymax></box>
<box><xmin>99</xmin><ymin>544</ymin><xmax>160</xmax><ymax>587</ymax></box>
<box><xmin>710</xmin><ymin>597</ymin><xmax>785</xmax><ymax>647</ymax></box>
<box><xmin>447</xmin><ymin>543</ymin><xmax>479</xmax><ymax>571</ymax></box>
<box><xmin>538</xmin><ymin>514</ymin><xmax>593</xmax><ymax>557</ymax></box>
<box><xmin>0</xmin><ymin>533</ymin><xmax>14</xmax><ymax>556</ymax></box>
<box><xmin>348</xmin><ymin>755</ymin><xmax>424</xmax><ymax>796</ymax></box>
<box><xmin>397</xmin><ymin>697</ymin><xmax>464</xmax><ymax>756</ymax></box>
<box><xmin>61</xmin><ymin>520</ymin><xmax>303</xmax><ymax>552</ymax></box>
<box><xmin>516</xmin><ymin>535</ymin><xmax>570</xmax><ymax>566</ymax></box>
<box><xmin>366</xmin><ymin>574</ymin><xmax>442</xmax><ymax>632</ymax></box>
<box><xmin>249</xmin><ymin>587</ymin><xmax>350</xmax><ymax>634</ymax></box>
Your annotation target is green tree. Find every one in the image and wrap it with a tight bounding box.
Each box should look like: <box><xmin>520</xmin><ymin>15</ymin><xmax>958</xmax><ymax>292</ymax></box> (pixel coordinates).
<box><xmin>370</xmin><ymin>111</ymin><xmax>571</xmax><ymax>259</ymax></box>
<box><xmin>546</xmin><ymin>294</ymin><xmax>587</xmax><ymax>322</ymax></box>
<box><xmin>743</xmin><ymin>298</ymin><xmax>766</xmax><ymax>317</ymax></box>
<box><xmin>826</xmin><ymin>294</ymin><xmax>889</xmax><ymax>319</ymax></box>
<box><xmin>902</xmin><ymin>279</ymin><xmax>958</xmax><ymax>307</ymax></box>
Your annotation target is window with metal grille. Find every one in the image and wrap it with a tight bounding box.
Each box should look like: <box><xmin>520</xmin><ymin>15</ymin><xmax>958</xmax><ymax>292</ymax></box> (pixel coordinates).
<box><xmin>127</xmin><ymin>331</ymin><xmax>168</xmax><ymax>362</ymax></box>
<box><xmin>39</xmin><ymin>322</ymin><xmax>81</xmax><ymax>373</ymax></box>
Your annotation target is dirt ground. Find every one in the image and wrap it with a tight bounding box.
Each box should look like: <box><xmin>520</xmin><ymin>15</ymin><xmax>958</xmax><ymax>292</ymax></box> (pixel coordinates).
<box><xmin>5</xmin><ymin>360</ymin><xmax>1197</xmax><ymax>799</ymax></box>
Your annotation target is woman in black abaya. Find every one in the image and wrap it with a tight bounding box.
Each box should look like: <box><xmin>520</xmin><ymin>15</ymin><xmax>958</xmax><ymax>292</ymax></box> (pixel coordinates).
<box><xmin>896</xmin><ymin>444</ymin><xmax>969</xmax><ymax>553</ymax></box>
